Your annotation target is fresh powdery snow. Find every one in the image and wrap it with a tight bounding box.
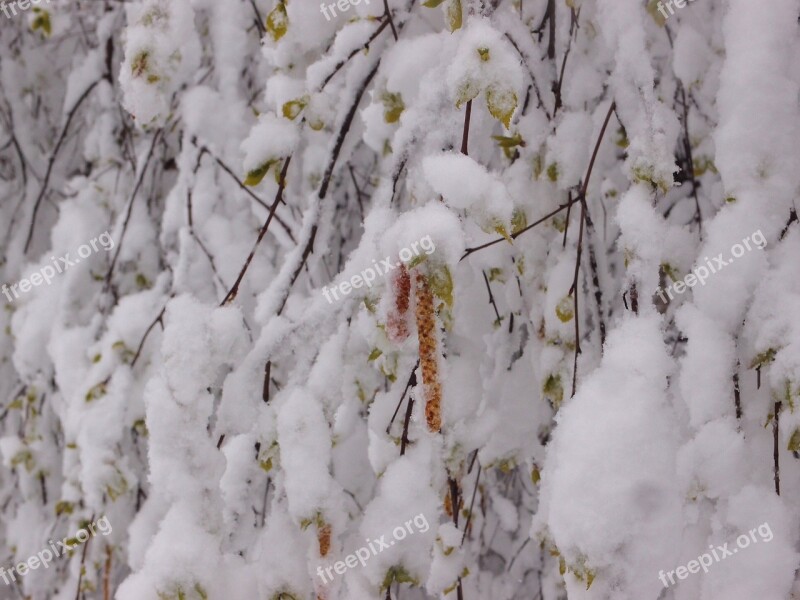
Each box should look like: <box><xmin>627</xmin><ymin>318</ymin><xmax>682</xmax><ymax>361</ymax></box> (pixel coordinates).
<box><xmin>1</xmin><ymin>0</ymin><xmax>800</xmax><ymax>599</ymax></box>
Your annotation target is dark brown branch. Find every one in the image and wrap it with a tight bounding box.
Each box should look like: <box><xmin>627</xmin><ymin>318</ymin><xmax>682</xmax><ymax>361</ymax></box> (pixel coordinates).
<box><xmin>774</xmin><ymin>401</ymin><xmax>781</xmax><ymax>495</ymax></box>
<box><xmin>320</xmin><ymin>19</ymin><xmax>390</xmax><ymax>91</ymax></box>
<box><xmin>553</xmin><ymin>7</ymin><xmax>579</xmax><ymax>117</ymax></box>
<box><xmin>504</xmin><ymin>34</ymin><xmax>551</xmax><ymax>119</ymax></box>
<box><xmin>460</xmin><ymin>99</ymin><xmax>472</xmax><ymax>156</ymax></box>
<box><xmin>461</xmin><ymin>462</ymin><xmax>481</xmax><ymax>545</ymax></box>
<box><xmin>569</xmin><ymin>101</ymin><xmax>616</xmax><ymax>397</ymax></box>
<box><xmin>73</xmin><ymin>513</ymin><xmax>95</xmax><ymax>600</ymax></box>
<box><xmin>460</xmin><ymin>196</ymin><xmax>582</xmax><ymax>260</ymax></box>
<box><xmin>400</xmin><ymin>395</ymin><xmax>414</xmax><ymax>455</ymax></box>
<box><xmin>482</xmin><ymin>271</ymin><xmax>502</xmax><ymax>324</ymax></box>
<box><xmin>386</xmin><ymin>362</ymin><xmax>419</xmax><ymax>434</ymax></box>
<box><xmin>105</xmin><ymin>129</ymin><xmax>163</xmax><ymax>286</ymax></box>
<box><xmin>24</xmin><ymin>79</ymin><xmax>102</xmax><ymax>253</ymax></box>
<box><xmin>679</xmin><ymin>84</ymin><xmax>702</xmax><ymax>232</ymax></box>
<box><xmin>221</xmin><ymin>157</ymin><xmax>292</xmax><ymax>306</ymax></box>
<box><xmin>202</xmin><ymin>146</ymin><xmax>295</xmax><ymax>242</ymax></box>
<box><xmin>262</xmin><ymin>361</ymin><xmax>272</xmax><ymax>403</ymax></box>
<box><xmin>383</xmin><ymin>0</ymin><xmax>398</xmax><ymax>40</ymax></box>
<box><xmin>131</xmin><ymin>302</ymin><xmax>168</xmax><ymax>367</ymax></box>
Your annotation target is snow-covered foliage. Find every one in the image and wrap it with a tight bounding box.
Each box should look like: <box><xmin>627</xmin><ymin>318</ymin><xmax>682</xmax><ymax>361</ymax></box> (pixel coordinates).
<box><xmin>1</xmin><ymin>0</ymin><xmax>799</xmax><ymax>598</ymax></box>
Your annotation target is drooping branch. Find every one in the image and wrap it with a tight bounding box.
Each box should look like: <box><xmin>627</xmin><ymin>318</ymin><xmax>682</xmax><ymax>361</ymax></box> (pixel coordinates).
<box><xmin>24</xmin><ymin>79</ymin><xmax>102</xmax><ymax>253</ymax></box>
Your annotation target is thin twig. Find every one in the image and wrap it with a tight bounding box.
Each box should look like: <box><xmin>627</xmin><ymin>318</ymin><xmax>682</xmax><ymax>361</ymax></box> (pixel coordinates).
<box><xmin>320</xmin><ymin>19</ymin><xmax>390</xmax><ymax>91</ymax></box>
<box><xmin>383</xmin><ymin>0</ymin><xmax>398</xmax><ymax>40</ymax></box>
<box><xmin>461</xmin><ymin>462</ymin><xmax>481</xmax><ymax>545</ymax></box>
<box><xmin>131</xmin><ymin>302</ymin><xmax>169</xmax><ymax>367</ymax></box>
<box><xmin>569</xmin><ymin>101</ymin><xmax>616</xmax><ymax>397</ymax></box>
<box><xmin>221</xmin><ymin>157</ymin><xmax>292</xmax><ymax>306</ymax></box>
<box><xmin>461</xmin><ymin>100</ymin><xmax>472</xmax><ymax>156</ymax></box>
<box><xmin>105</xmin><ymin>129</ymin><xmax>163</xmax><ymax>285</ymax></box>
<box><xmin>24</xmin><ymin>79</ymin><xmax>102</xmax><ymax>253</ymax></box>
<box><xmin>774</xmin><ymin>401</ymin><xmax>781</xmax><ymax>495</ymax></box>
<box><xmin>386</xmin><ymin>362</ymin><xmax>418</xmax><ymax>434</ymax></box>
<box><xmin>461</xmin><ymin>196</ymin><xmax>582</xmax><ymax>260</ymax></box>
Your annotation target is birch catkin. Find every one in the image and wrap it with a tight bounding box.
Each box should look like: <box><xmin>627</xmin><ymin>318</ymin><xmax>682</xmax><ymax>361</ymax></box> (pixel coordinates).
<box><xmin>318</xmin><ymin>521</ymin><xmax>331</xmax><ymax>557</ymax></box>
<box><xmin>415</xmin><ymin>271</ymin><xmax>442</xmax><ymax>432</ymax></box>
<box><xmin>387</xmin><ymin>264</ymin><xmax>411</xmax><ymax>342</ymax></box>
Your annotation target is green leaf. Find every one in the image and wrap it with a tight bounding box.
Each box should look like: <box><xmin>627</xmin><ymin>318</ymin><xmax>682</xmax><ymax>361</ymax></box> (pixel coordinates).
<box><xmin>266</xmin><ymin>1</ymin><xmax>288</xmax><ymax>42</ymax></box>
<box><xmin>493</xmin><ymin>132</ymin><xmax>525</xmax><ymax>159</ymax></box>
<box><xmin>486</xmin><ymin>86</ymin><xmax>517</xmax><ymax>129</ymax></box>
<box><xmin>55</xmin><ymin>500</ymin><xmax>74</xmax><ymax>516</ymax></box>
<box><xmin>31</xmin><ymin>8</ymin><xmax>52</xmax><ymax>36</ymax></box>
<box><xmin>543</xmin><ymin>374</ymin><xmax>564</xmax><ymax>410</ymax></box>
<box><xmin>244</xmin><ymin>159</ymin><xmax>277</xmax><ymax>186</ymax></box>
<box><xmin>546</xmin><ymin>162</ymin><xmax>559</xmax><ymax>182</ymax></box>
<box><xmin>494</xmin><ymin>224</ymin><xmax>513</xmax><ymax>244</ymax></box>
<box><xmin>446</xmin><ymin>0</ymin><xmax>462</xmax><ymax>32</ymax></box>
<box><xmin>282</xmin><ymin>95</ymin><xmax>308</xmax><ymax>120</ymax></box>
<box><xmin>555</xmin><ymin>296</ymin><xmax>574</xmax><ymax>322</ymax></box>
<box><xmin>788</xmin><ymin>429</ymin><xmax>800</xmax><ymax>452</ymax></box>
<box><xmin>407</xmin><ymin>253</ymin><xmax>427</xmax><ymax>269</ymax></box>
<box><xmin>492</xmin><ymin>132</ymin><xmax>525</xmax><ymax>149</ymax></box>
<box><xmin>422</xmin><ymin>0</ymin><xmax>446</xmax><ymax>6</ymax></box>
<box><xmin>511</xmin><ymin>208</ymin><xmax>527</xmax><ymax>235</ymax></box>
<box><xmin>381</xmin><ymin>566</ymin><xmax>419</xmax><ymax>592</ymax></box>
<box><xmin>428</xmin><ymin>265</ymin><xmax>454</xmax><ymax>309</ymax></box>
<box><xmin>85</xmin><ymin>382</ymin><xmax>107</xmax><ymax>403</ymax></box>
<box><xmin>750</xmin><ymin>348</ymin><xmax>777</xmax><ymax>369</ymax></box>
<box><xmin>367</xmin><ymin>348</ymin><xmax>383</xmax><ymax>362</ymax></box>
<box><xmin>381</xmin><ymin>92</ymin><xmax>405</xmax><ymax>124</ymax></box>
<box><xmin>11</xmin><ymin>450</ymin><xmax>34</xmax><ymax>472</ymax></box>
<box><xmin>455</xmin><ymin>79</ymin><xmax>481</xmax><ymax>109</ymax></box>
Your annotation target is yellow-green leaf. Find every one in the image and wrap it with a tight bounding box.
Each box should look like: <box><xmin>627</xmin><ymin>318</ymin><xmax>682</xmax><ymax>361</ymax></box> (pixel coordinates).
<box><xmin>266</xmin><ymin>1</ymin><xmax>288</xmax><ymax>42</ymax></box>
<box><xmin>556</xmin><ymin>296</ymin><xmax>574</xmax><ymax>323</ymax></box>
<box><xmin>282</xmin><ymin>96</ymin><xmax>308</xmax><ymax>120</ymax></box>
<box><xmin>446</xmin><ymin>0</ymin><xmax>462</xmax><ymax>32</ymax></box>
<box><xmin>789</xmin><ymin>429</ymin><xmax>800</xmax><ymax>452</ymax></box>
<box><xmin>543</xmin><ymin>373</ymin><xmax>564</xmax><ymax>410</ymax></box>
<box><xmin>31</xmin><ymin>8</ymin><xmax>52</xmax><ymax>36</ymax></box>
<box><xmin>244</xmin><ymin>159</ymin><xmax>277</xmax><ymax>186</ymax></box>
<box><xmin>455</xmin><ymin>79</ymin><xmax>481</xmax><ymax>109</ymax></box>
<box><xmin>477</xmin><ymin>47</ymin><xmax>490</xmax><ymax>62</ymax></box>
<box><xmin>55</xmin><ymin>500</ymin><xmax>74</xmax><ymax>516</ymax></box>
<box><xmin>494</xmin><ymin>224</ymin><xmax>513</xmax><ymax>244</ymax></box>
<box><xmin>367</xmin><ymin>348</ymin><xmax>383</xmax><ymax>362</ymax></box>
<box><xmin>381</xmin><ymin>92</ymin><xmax>405</xmax><ymax>124</ymax></box>
<box><xmin>428</xmin><ymin>265</ymin><xmax>454</xmax><ymax>309</ymax></box>
<box><xmin>511</xmin><ymin>208</ymin><xmax>527</xmax><ymax>235</ymax></box>
<box><xmin>85</xmin><ymin>382</ymin><xmax>107</xmax><ymax>403</ymax></box>
<box><xmin>486</xmin><ymin>86</ymin><xmax>517</xmax><ymax>129</ymax></box>
<box><xmin>422</xmin><ymin>0</ymin><xmax>446</xmax><ymax>6</ymax></box>
<box><xmin>750</xmin><ymin>348</ymin><xmax>777</xmax><ymax>369</ymax></box>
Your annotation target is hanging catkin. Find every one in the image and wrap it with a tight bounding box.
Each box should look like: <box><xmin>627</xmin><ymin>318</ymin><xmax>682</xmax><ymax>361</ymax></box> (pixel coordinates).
<box><xmin>318</xmin><ymin>521</ymin><xmax>331</xmax><ymax>557</ymax></box>
<box><xmin>387</xmin><ymin>264</ymin><xmax>411</xmax><ymax>342</ymax></box>
<box><xmin>415</xmin><ymin>270</ymin><xmax>442</xmax><ymax>432</ymax></box>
